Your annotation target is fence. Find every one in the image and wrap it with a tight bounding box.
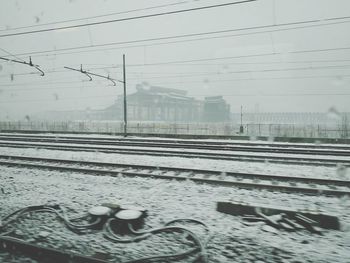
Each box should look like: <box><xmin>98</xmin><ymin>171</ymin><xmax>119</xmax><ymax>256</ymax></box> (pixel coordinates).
<box><xmin>0</xmin><ymin>121</ymin><xmax>349</xmax><ymax>139</ymax></box>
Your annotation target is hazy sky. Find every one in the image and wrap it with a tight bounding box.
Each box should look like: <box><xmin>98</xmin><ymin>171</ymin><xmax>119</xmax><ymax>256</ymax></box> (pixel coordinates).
<box><xmin>0</xmin><ymin>0</ymin><xmax>350</xmax><ymax>119</ymax></box>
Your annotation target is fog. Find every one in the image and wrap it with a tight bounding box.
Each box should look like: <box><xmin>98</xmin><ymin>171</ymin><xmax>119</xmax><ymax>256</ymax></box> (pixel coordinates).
<box><xmin>1</xmin><ymin>0</ymin><xmax>350</xmax><ymax>120</ymax></box>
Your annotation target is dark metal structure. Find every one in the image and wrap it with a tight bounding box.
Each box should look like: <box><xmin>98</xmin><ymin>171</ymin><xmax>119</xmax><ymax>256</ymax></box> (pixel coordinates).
<box><xmin>202</xmin><ymin>96</ymin><xmax>231</xmax><ymax>122</ymax></box>
<box><xmin>112</xmin><ymin>84</ymin><xmax>230</xmax><ymax>122</ymax></box>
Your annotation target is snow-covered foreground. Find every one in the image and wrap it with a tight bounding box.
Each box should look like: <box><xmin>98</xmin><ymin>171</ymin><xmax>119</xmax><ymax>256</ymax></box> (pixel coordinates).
<box><xmin>0</xmin><ymin>144</ymin><xmax>350</xmax><ymax>262</ymax></box>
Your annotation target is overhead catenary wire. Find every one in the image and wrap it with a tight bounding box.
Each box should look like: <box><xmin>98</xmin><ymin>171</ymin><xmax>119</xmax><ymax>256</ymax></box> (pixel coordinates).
<box><xmin>150</xmin><ymin>74</ymin><xmax>350</xmax><ymax>86</ymax></box>
<box><xmin>1</xmin><ymin>60</ymin><xmax>350</xmax><ymax>83</ymax></box>
<box><xmin>0</xmin><ymin>74</ymin><xmax>349</xmax><ymax>92</ymax></box>
<box><xmin>64</xmin><ymin>65</ymin><xmax>123</xmax><ymax>85</ymax></box>
<box><xmin>2</xmin><ymin>65</ymin><xmax>349</xmax><ymax>86</ymax></box>
<box><xmin>0</xmin><ymin>4</ymin><xmax>349</xmax><ymax>95</ymax></box>
<box><xmin>0</xmin><ymin>84</ymin><xmax>110</xmax><ymax>92</ymax></box>
<box><xmin>5</xmin><ymin>17</ymin><xmax>350</xmax><ymax>59</ymax></box>
<box><xmin>0</xmin><ymin>56</ymin><xmax>45</xmax><ymax>76</ymax></box>
<box><xmin>65</xmin><ymin>65</ymin><xmax>92</xmax><ymax>81</ymax></box>
<box><xmin>3</xmin><ymin>56</ymin><xmax>350</xmax><ymax>79</ymax></box>
<box><xmin>2</xmin><ymin>45</ymin><xmax>350</xmax><ymax>80</ymax></box>
<box><xmin>0</xmin><ymin>0</ymin><xmax>258</xmax><ymax>38</ymax></box>
<box><xmin>67</xmin><ymin>58</ymin><xmax>350</xmax><ymax>69</ymax></box>
<box><xmin>123</xmin><ymin>47</ymin><xmax>350</xmax><ymax>67</ymax></box>
<box><xmin>0</xmin><ymin>79</ymin><xmax>105</xmax><ymax>87</ymax></box>
<box><xmin>191</xmin><ymin>93</ymin><xmax>350</xmax><ymax>97</ymax></box>
<box><xmin>119</xmin><ymin>58</ymin><xmax>350</xmax><ymax>66</ymax></box>
<box><xmin>6</xmin><ymin>56</ymin><xmax>350</xmax><ymax>78</ymax></box>
<box><xmin>0</xmin><ymin>1</ymin><xmax>192</xmax><ymax>33</ymax></box>
<box><xmin>0</xmin><ymin>47</ymin><xmax>26</xmax><ymax>63</ymax></box>
<box><xmin>99</xmin><ymin>64</ymin><xmax>350</xmax><ymax>81</ymax></box>
<box><xmin>0</xmin><ymin>94</ymin><xmax>118</xmax><ymax>104</ymax></box>
<box><xmin>0</xmin><ymin>51</ymin><xmax>350</xmax><ymax>81</ymax></box>
<box><xmin>0</xmin><ymin>4</ymin><xmax>348</xmax><ymax>116</ymax></box>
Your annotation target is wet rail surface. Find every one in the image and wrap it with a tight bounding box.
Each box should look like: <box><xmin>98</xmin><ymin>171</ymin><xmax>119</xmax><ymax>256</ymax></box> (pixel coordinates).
<box><xmin>1</xmin><ymin>133</ymin><xmax>350</xmax><ymax>149</ymax></box>
<box><xmin>1</xmin><ymin>155</ymin><xmax>349</xmax><ymax>197</ymax></box>
<box><xmin>0</xmin><ymin>134</ymin><xmax>350</xmax><ymax>156</ymax></box>
<box><xmin>0</xmin><ymin>140</ymin><xmax>349</xmax><ymax>167</ymax></box>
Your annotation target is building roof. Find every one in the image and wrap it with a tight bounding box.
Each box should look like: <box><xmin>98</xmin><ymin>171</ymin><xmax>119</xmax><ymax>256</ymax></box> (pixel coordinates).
<box><xmin>136</xmin><ymin>84</ymin><xmax>187</xmax><ymax>94</ymax></box>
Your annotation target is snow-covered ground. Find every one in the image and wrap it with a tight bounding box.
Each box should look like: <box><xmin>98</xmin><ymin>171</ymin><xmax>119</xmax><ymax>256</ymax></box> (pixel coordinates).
<box><xmin>0</xmin><ymin>131</ymin><xmax>349</xmax><ymax>149</ymax></box>
<box><xmin>2</xmin><ymin>139</ymin><xmax>350</xmax><ymax>162</ymax></box>
<box><xmin>1</xmin><ymin>137</ymin><xmax>350</xmax><ymax>262</ymax></box>
<box><xmin>1</xmin><ymin>132</ymin><xmax>350</xmax><ymax>148</ymax></box>
<box><xmin>0</xmin><ymin>146</ymin><xmax>349</xmax><ymax>181</ymax></box>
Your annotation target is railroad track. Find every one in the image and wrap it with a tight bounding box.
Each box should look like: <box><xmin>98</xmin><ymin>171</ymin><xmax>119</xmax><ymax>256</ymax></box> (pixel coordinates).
<box><xmin>1</xmin><ymin>155</ymin><xmax>349</xmax><ymax>197</ymax></box>
<box><xmin>0</xmin><ymin>140</ymin><xmax>349</xmax><ymax>167</ymax></box>
<box><xmin>2</xmin><ymin>133</ymin><xmax>350</xmax><ymax>150</ymax></box>
<box><xmin>0</xmin><ymin>134</ymin><xmax>349</xmax><ymax>156</ymax></box>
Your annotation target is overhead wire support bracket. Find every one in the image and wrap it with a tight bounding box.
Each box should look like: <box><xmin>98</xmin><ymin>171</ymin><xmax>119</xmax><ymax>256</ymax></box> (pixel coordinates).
<box><xmin>64</xmin><ymin>64</ymin><xmax>123</xmax><ymax>86</ymax></box>
<box><xmin>0</xmin><ymin>56</ymin><xmax>45</xmax><ymax>76</ymax></box>
<box><xmin>64</xmin><ymin>64</ymin><xmax>92</xmax><ymax>81</ymax></box>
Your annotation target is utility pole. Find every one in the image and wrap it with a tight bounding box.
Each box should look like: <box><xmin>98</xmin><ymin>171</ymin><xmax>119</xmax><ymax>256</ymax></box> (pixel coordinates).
<box><xmin>239</xmin><ymin>105</ymin><xmax>244</xmax><ymax>134</ymax></box>
<box><xmin>123</xmin><ymin>54</ymin><xmax>127</xmax><ymax>137</ymax></box>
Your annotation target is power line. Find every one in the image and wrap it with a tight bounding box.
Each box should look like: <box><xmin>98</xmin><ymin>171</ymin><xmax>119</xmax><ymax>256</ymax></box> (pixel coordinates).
<box><xmin>17</xmin><ymin>58</ymin><xmax>350</xmax><ymax>75</ymax></box>
<box><xmin>4</xmin><ymin>46</ymin><xmax>350</xmax><ymax>79</ymax></box>
<box><xmin>132</xmin><ymin>19</ymin><xmax>350</xmax><ymax>48</ymax></box>
<box><xmin>127</xmin><ymin>58</ymin><xmax>350</xmax><ymax>66</ymax></box>
<box><xmin>2</xmin><ymin>74</ymin><xmax>349</xmax><ymax>92</ymax></box>
<box><xmin>0</xmin><ymin>56</ymin><xmax>45</xmax><ymax>76</ymax></box>
<box><xmin>2</xmin><ymin>59</ymin><xmax>350</xmax><ymax>81</ymax></box>
<box><xmin>64</xmin><ymin>65</ymin><xmax>123</xmax><ymax>85</ymax></box>
<box><xmin>1</xmin><ymin>68</ymin><xmax>349</xmax><ymax>92</ymax></box>
<box><xmin>124</xmin><ymin>47</ymin><xmax>350</xmax><ymax>67</ymax></box>
<box><xmin>0</xmin><ymin>1</ymin><xmax>191</xmax><ymax>32</ymax></box>
<box><xmin>0</xmin><ymin>84</ymin><xmax>109</xmax><ymax>92</ymax></box>
<box><xmin>6</xmin><ymin>17</ymin><xmax>350</xmax><ymax>59</ymax></box>
<box><xmin>0</xmin><ymin>94</ymin><xmax>117</xmax><ymax>104</ymax></box>
<box><xmin>78</xmin><ymin>58</ymin><xmax>350</xmax><ymax>69</ymax></box>
<box><xmin>0</xmin><ymin>0</ymin><xmax>257</xmax><ymax>38</ymax></box>
<box><xmin>191</xmin><ymin>93</ymin><xmax>350</xmax><ymax>97</ymax></box>
<box><xmin>2</xmin><ymin>45</ymin><xmax>350</xmax><ymax>80</ymax></box>
<box><xmin>1</xmin><ymin>47</ymin><xmax>350</xmax><ymax>79</ymax></box>
<box><xmin>87</xmin><ymin>59</ymin><xmax>350</xmax><ymax>71</ymax></box>
<box><xmin>123</xmin><ymin>64</ymin><xmax>350</xmax><ymax>80</ymax></box>
<box><xmin>0</xmin><ymin>47</ymin><xmax>26</xmax><ymax>63</ymax></box>
<box><xmin>0</xmin><ymin>67</ymin><xmax>119</xmax><ymax>78</ymax></box>
<box><xmin>0</xmin><ymin>79</ymin><xmax>99</xmax><ymax>87</ymax></box>
<box><xmin>150</xmin><ymin>74</ymin><xmax>350</xmax><ymax>86</ymax></box>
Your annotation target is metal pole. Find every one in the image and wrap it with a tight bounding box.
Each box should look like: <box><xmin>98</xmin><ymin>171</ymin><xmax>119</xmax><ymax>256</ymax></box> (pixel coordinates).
<box><xmin>123</xmin><ymin>54</ymin><xmax>127</xmax><ymax>137</ymax></box>
<box><xmin>240</xmin><ymin>105</ymin><xmax>243</xmax><ymax>126</ymax></box>
<box><xmin>239</xmin><ymin>105</ymin><xmax>244</xmax><ymax>134</ymax></box>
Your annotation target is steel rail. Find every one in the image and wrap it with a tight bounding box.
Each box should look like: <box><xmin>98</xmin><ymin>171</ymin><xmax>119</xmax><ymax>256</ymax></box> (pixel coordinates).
<box><xmin>1</xmin><ymin>131</ymin><xmax>349</xmax><ymax>144</ymax></box>
<box><xmin>0</xmin><ymin>141</ymin><xmax>349</xmax><ymax>167</ymax></box>
<box><xmin>0</xmin><ymin>136</ymin><xmax>349</xmax><ymax>156</ymax></box>
<box><xmin>1</xmin><ymin>133</ymin><xmax>350</xmax><ymax>150</ymax></box>
<box><xmin>1</xmin><ymin>154</ymin><xmax>349</xmax><ymax>186</ymax></box>
<box><xmin>0</xmin><ymin>156</ymin><xmax>349</xmax><ymax>196</ymax></box>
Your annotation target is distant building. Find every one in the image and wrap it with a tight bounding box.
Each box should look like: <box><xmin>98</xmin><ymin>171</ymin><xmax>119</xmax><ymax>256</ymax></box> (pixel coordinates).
<box><xmin>110</xmin><ymin>84</ymin><xmax>230</xmax><ymax>122</ymax></box>
<box><xmin>36</xmin><ymin>84</ymin><xmax>231</xmax><ymax>122</ymax></box>
<box><xmin>203</xmin><ymin>96</ymin><xmax>231</xmax><ymax>122</ymax></box>
<box><xmin>116</xmin><ymin>84</ymin><xmax>204</xmax><ymax>122</ymax></box>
